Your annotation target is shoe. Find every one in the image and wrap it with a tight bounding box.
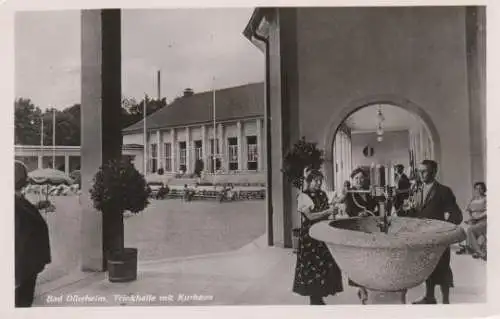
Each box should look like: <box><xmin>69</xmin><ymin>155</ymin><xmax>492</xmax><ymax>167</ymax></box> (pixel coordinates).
<box><xmin>357</xmin><ymin>288</ymin><xmax>368</xmax><ymax>305</ymax></box>
<box><xmin>412</xmin><ymin>297</ymin><xmax>437</xmax><ymax>304</ymax></box>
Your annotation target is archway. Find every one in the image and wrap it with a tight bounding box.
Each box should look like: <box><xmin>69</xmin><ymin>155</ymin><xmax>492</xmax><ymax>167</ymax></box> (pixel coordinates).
<box><xmin>323</xmin><ymin>96</ymin><xmax>441</xmax><ymax>191</ymax></box>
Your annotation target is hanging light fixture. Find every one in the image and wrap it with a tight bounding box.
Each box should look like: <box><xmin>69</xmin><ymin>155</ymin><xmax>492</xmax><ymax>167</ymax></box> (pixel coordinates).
<box><xmin>376</xmin><ymin>105</ymin><xmax>385</xmax><ymax>142</ymax></box>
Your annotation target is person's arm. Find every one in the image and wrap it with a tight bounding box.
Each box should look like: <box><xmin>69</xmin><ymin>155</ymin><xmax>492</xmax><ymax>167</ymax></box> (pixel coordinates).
<box><xmin>298</xmin><ymin>193</ymin><xmax>333</xmax><ymax>221</ymax></box>
<box><xmin>443</xmin><ymin>187</ymin><xmax>463</xmax><ymax>225</ymax></box>
<box><xmin>335</xmin><ymin>187</ymin><xmax>349</xmax><ymax>204</ymax></box>
<box><xmin>302</xmin><ymin>207</ymin><xmax>333</xmax><ymax>221</ymax></box>
<box><xmin>471</xmin><ymin>198</ymin><xmax>487</xmax><ymax>221</ymax></box>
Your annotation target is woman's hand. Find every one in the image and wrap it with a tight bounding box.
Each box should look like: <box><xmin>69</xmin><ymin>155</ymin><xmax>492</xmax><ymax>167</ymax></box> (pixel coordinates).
<box><xmin>358</xmin><ymin>210</ymin><xmax>370</xmax><ymax>217</ymax></box>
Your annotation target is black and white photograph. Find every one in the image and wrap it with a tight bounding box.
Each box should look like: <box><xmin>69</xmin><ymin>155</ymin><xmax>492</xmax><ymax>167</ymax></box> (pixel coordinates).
<box><xmin>5</xmin><ymin>1</ymin><xmax>496</xmax><ymax>316</ymax></box>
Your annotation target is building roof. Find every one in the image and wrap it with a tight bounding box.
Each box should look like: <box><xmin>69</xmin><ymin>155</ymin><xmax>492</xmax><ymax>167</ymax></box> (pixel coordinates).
<box><xmin>123</xmin><ymin>82</ymin><xmax>264</xmax><ymax>134</ymax></box>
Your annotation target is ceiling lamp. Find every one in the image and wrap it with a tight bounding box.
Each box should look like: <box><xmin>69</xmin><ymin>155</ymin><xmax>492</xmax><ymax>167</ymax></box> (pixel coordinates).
<box><xmin>376</xmin><ymin>105</ymin><xmax>384</xmax><ymax>142</ymax></box>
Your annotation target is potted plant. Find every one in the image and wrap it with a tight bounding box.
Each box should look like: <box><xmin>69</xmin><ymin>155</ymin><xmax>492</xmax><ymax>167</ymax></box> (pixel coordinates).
<box><xmin>282</xmin><ymin>137</ymin><xmax>325</xmax><ymax>252</ymax></box>
<box><xmin>90</xmin><ymin>158</ymin><xmax>150</xmax><ymax>282</ymax></box>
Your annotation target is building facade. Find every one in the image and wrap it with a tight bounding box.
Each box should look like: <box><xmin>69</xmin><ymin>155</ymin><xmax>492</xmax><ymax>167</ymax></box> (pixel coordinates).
<box><xmin>122</xmin><ymin>83</ymin><xmax>266</xmax><ymax>177</ymax></box>
<box><xmin>244</xmin><ymin>7</ymin><xmax>486</xmax><ymax>248</ymax></box>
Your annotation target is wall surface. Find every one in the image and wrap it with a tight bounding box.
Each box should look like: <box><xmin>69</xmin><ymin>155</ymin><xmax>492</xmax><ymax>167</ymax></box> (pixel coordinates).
<box><xmin>294</xmin><ymin>7</ymin><xmax>474</xmax><ymax>207</ymax></box>
<box><xmin>123</xmin><ymin>133</ymin><xmax>142</xmax><ymax>145</ymax></box>
<box><xmin>351</xmin><ymin>130</ymin><xmax>410</xmax><ymax>169</ymax></box>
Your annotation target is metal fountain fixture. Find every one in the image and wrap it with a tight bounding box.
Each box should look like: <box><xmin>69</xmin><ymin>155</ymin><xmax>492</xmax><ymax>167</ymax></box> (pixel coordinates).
<box><xmin>342</xmin><ymin>163</ymin><xmax>395</xmax><ymax>233</ymax></box>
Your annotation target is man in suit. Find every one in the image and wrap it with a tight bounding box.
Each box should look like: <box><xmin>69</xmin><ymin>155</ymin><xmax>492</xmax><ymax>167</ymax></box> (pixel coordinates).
<box><xmin>15</xmin><ymin>161</ymin><xmax>51</xmax><ymax>307</ymax></box>
<box><xmin>411</xmin><ymin>160</ymin><xmax>462</xmax><ymax>304</ymax></box>
<box><xmin>393</xmin><ymin>164</ymin><xmax>411</xmax><ymax>214</ymax></box>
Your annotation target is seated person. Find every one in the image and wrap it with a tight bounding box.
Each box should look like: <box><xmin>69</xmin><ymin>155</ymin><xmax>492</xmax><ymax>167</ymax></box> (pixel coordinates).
<box><xmin>456</xmin><ymin>182</ymin><xmax>487</xmax><ymax>259</ymax></box>
<box><xmin>183</xmin><ymin>184</ymin><xmax>194</xmax><ymax>201</ymax></box>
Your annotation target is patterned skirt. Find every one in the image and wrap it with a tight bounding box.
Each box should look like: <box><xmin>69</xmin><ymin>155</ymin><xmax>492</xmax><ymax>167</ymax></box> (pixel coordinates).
<box><xmin>292</xmin><ymin>226</ymin><xmax>343</xmax><ymax>297</ymax></box>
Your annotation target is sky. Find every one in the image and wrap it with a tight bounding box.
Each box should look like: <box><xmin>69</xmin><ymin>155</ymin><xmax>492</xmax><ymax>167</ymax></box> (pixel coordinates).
<box><xmin>14</xmin><ymin>8</ymin><xmax>264</xmax><ymax>110</ymax></box>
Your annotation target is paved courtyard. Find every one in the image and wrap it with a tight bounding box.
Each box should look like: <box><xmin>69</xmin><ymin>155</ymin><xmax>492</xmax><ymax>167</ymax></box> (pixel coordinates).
<box><xmin>34</xmin><ymin>196</ymin><xmax>266</xmax><ymax>285</ymax></box>
<box><xmin>33</xmin><ymin>236</ymin><xmax>486</xmax><ymax>308</ymax></box>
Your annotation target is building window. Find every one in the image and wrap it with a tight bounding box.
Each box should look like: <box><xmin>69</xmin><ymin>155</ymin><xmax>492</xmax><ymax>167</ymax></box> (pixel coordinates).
<box><xmin>150</xmin><ymin>143</ymin><xmax>158</xmax><ymax>173</ymax></box>
<box><xmin>247</xmin><ymin>135</ymin><xmax>258</xmax><ymax>171</ymax></box>
<box><xmin>209</xmin><ymin>138</ymin><xmax>221</xmax><ymax>172</ymax></box>
<box><xmin>179</xmin><ymin>141</ymin><xmax>186</xmax><ymax>172</ymax></box>
<box><xmin>164</xmin><ymin>142</ymin><xmax>172</xmax><ymax>172</ymax></box>
<box><xmin>194</xmin><ymin>140</ymin><xmax>203</xmax><ymax>161</ymax></box>
<box><xmin>228</xmin><ymin>137</ymin><xmax>238</xmax><ymax>171</ymax></box>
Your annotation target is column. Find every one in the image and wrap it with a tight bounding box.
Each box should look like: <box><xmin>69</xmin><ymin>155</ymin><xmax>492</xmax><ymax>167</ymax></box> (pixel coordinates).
<box><xmin>81</xmin><ymin>9</ymin><xmax>122</xmax><ymax>271</ymax></box>
<box><xmin>419</xmin><ymin>124</ymin><xmax>426</xmax><ymax>160</ymax></box>
<box><xmin>186</xmin><ymin>127</ymin><xmax>191</xmax><ymax>174</ymax></box>
<box><xmin>65</xmin><ymin>155</ymin><xmax>70</xmax><ymax>175</ymax></box>
<box><xmin>237</xmin><ymin>121</ymin><xmax>243</xmax><ymax>172</ymax></box>
<box><xmin>38</xmin><ymin>155</ymin><xmax>43</xmax><ymax>169</ymax></box>
<box><xmin>268</xmin><ymin>8</ymin><xmax>298</xmax><ymax>248</ymax></box>
<box><xmin>218</xmin><ymin>123</ymin><xmax>225</xmax><ymax>171</ymax></box>
<box><xmin>467</xmin><ymin>6</ymin><xmax>486</xmax><ymax>183</ymax></box>
<box><xmin>201</xmin><ymin>125</ymin><xmax>207</xmax><ymax>170</ymax></box>
<box><xmin>256</xmin><ymin>118</ymin><xmax>263</xmax><ymax>171</ymax></box>
<box><xmin>156</xmin><ymin>130</ymin><xmax>162</xmax><ymax>170</ymax></box>
<box><xmin>171</xmin><ymin>128</ymin><xmax>177</xmax><ymax>173</ymax></box>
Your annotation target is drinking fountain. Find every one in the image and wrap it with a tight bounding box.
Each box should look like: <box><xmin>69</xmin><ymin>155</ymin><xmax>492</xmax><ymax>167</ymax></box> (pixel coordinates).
<box><xmin>310</xmin><ymin>164</ymin><xmax>465</xmax><ymax>304</ymax></box>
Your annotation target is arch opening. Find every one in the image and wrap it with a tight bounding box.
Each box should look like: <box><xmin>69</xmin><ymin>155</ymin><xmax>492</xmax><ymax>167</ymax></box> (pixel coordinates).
<box><xmin>324</xmin><ymin>99</ymin><xmax>441</xmax><ymax>191</ymax></box>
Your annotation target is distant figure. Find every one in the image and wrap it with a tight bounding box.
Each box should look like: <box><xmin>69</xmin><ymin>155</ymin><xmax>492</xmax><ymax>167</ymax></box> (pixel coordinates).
<box><xmin>456</xmin><ymin>182</ymin><xmax>487</xmax><ymax>259</ymax></box>
<box><xmin>15</xmin><ymin>161</ymin><xmax>51</xmax><ymax>307</ymax></box>
<box><xmin>183</xmin><ymin>184</ymin><xmax>193</xmax><ymax>201</ymax></box>
<box><xmin>409</xmin><ymin>160</ymin><xmax>462</xmax><ymax>304</ymax></box>
<box><xmin>393</xmin><ymin>164</ymin><xmax>411</xmax><ymax>214</ymax></box>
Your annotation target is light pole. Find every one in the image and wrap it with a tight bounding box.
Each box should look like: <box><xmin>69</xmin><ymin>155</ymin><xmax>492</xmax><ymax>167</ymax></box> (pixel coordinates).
<box><xmin>30</xmin><ymin>116</ymin><xmax>44</xmax><ymax>168</ymax></box>
<box><xmin>52</xmin><ymin>109</ymin><xmax>56</xmax><ymax>169</ymax></box>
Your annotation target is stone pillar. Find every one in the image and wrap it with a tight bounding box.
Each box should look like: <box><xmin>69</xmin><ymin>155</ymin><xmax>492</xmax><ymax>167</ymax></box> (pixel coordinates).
<box><xmin>218</xmin><ymin>123</ymin><xmax>225</xmax><ymax>171</ymax></box>
<box><xmin>64</xmin><ymin>155</ymin><xmax>70</xmax><ymax>175</ymax></box>
<box><xmin>38</xmin><ymin>155</ymin><xmax>43</xmax><ymax>169</ymax></box>
<box><xmin>186</xmin><ymin>127</ymin><xmax>191</xmax><ymax>174</ymax></box>
<box><xmin>466</xmin><ymin>7</ymin><xmax>486</xmax><ymax>183</ymax></box>
<box><xmin>266</xmin><ymin>8</ymin><xmax>299</xmax><ymax>248</ymax></box>
<box><xmin>419</xmin><ymin>124</ymin><xmax>426</xmax><ymax>160</ymax></box>
<box><xmin>366</xmin><ymin>290</ymin><xmax>407</xmax><ymax>304</ymax></box>
<box><xmin>256</xmin><ymin>118</ymin><xmax>263</xmax><ymax>171</ymax></box>
<box><xmin>156</xmin><ymin>130</ymin><xmax>162</xmax><ymax>170</ymax></box>
<box><xmin>237</xmin><ymin>121</ymin><xmax>243</xmax><ymax>172</ymax></box>
<box><xmin>80</xmin><ymin>9</ymin><xmax>122</xmax><ymax>271</ymax></box>
<box><xmin>171</xmin><ymin>128</ymin><xmax>177</xmax><ymax>173</ymax></box>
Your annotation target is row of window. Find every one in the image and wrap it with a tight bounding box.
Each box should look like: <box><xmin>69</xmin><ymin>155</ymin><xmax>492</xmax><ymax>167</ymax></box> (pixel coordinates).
<box><xmin>148</xmin><ymin>135</ymin><xmax>259</xmax><ymax>173</ymax></box>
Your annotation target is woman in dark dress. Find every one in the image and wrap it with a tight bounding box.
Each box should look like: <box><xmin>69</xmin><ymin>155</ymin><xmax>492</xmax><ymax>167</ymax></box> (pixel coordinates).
<box><xmin>292</xmin><ymin>169</ymin><xmax>343</xmax><ymax>305</ymax></box>
<box><xmin>337</xmin><ymin>167</ymin><xmax>378</xmax><ymax>304</ymax></box>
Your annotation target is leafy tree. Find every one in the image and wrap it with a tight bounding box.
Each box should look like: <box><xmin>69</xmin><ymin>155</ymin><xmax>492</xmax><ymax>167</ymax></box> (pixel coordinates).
<box><xmin>15</xmin><ymin>95</ymin><xmax>168</xmax><ymax>146</ymax></box>
<box><xmin>14</xmin><ymin>98</ymin><xmax>43</xmax><ymax>145</ymax></box>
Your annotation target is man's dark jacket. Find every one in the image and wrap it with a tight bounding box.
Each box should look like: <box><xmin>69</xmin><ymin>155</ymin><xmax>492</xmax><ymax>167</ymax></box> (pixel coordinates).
<box><xmin>407</xmin><ymin>182</ymin><xmax>463</xmax><ymax>287</ymax></box>
<box><xmin>15</xmin><ymin>195</ymin><xmax>51</xmax><ymax>286</ymax></box>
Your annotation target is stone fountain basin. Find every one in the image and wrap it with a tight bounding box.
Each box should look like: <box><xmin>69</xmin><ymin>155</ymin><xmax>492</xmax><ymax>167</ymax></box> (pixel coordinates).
<box><xmin>310</xmin><ymin>216</ymin><xmax>466</xmax><ymax>292</ymax></box>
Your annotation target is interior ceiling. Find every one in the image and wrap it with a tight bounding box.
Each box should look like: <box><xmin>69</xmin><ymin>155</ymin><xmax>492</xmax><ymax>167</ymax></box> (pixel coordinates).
<box><xmin>344</xmin><ymin>104</ymin><xmax>421</xmax><ymax>133</ymax></box>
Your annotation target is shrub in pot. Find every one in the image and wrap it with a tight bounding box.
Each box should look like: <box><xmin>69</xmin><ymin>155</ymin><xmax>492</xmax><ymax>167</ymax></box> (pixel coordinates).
<box><xmin>282</xmin><ymin>137</ymin><xmax>324</xmax><ymax>252</ymax></box>
<box><xmin>282</xmin><ymin>136</ymin><xmax>324</xmax><ymax>190</ymax></box>
<box><xmin>90</xmin><ymin>159</ymin><xmax>150</xmax><ymax>282</ymax></box>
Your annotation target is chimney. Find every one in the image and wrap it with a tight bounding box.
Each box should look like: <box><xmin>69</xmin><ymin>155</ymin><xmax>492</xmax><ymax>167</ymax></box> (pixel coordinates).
<box><xmin>183</xmin><ymin>88</ymin><xmax>194</xmax><ymax>97</ymax></box>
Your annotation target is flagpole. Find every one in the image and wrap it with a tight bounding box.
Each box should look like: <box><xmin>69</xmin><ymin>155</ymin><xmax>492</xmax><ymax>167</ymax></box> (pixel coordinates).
<box><xmin>52</xmin><ymin>109</ymin><xmax>56</xmax><ymax>169</ymax></box>
<box><xmin>143</xmin><ymin>94</ymin><xmax>148</xmax><ymax>175</ymax></box>
<box><xmin>212</xmin><ymin>76</ymin><xmax>216</xmax><ymax>180</ymax></box>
